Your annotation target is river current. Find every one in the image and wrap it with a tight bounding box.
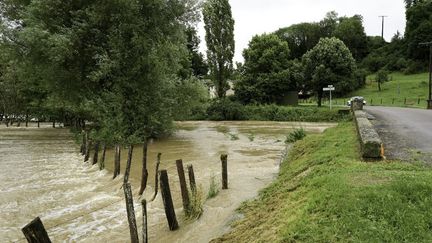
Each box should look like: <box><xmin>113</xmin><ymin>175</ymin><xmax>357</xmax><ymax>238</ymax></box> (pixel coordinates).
<box><xmin>0</xmin><ymin>121</ymin><xmax>335</xmax><ymax>242</ymax></box>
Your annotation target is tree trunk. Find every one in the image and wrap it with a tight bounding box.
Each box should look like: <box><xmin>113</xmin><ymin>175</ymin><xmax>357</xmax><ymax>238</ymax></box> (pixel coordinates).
<box><xmin>92</xmin><ymin>142</ymin><xmax>100</xmax><ymax>165</ymax></box>
<box><xmin>25</xmin><ymin>113</ymin><xmax>29</xmax><ymax>127</ymax></box>
<box><xmin>21</xmin><ymin>217</ymin><xmax>52</xmax><ymax>243</ymax></box>
<box><xmin>124</xmin><ymin>145</ymin><xmax>134</xmax><ymax>184</ymax></box>
<box><xmin>52</xmin><ymin>120</ymin><xmax>55</xmax><ymax>128</ymax></box>
<box><xmin>123</xmin><ymin>182</ymin><xmax>139</xmax><ymax>243</ymax></box>
<box><xmin>378</xmin><ymin>81</ymin><xmax>381</xmax><ymax>91</ymax></box>
<box><xmin>100</xmin><ymin>144</ymin><xmax>106</xmax><ymax>170</ymax></box>
<box><xmin>317</xmin><ymin>90</ymin><xmax>323</xmax><ymax>107</ymax></box>
<box><xmin>84</xmin><ymin>141</ymin><xmax>92</xmax><ymax>162</ymax></box>
<box><xmin>139</xmin><ymin>139</ymin><xmax>149</xmax><ymax>195</ymax></box>
<box><xmin>150</xmin><ymin>153</ymin><xmax>162</xmax><ymax>202</ymax></box>
<box><xmin>113</xmin><ymin>144</ymin><xmax>121</xmax><ymax>179</ymax></box>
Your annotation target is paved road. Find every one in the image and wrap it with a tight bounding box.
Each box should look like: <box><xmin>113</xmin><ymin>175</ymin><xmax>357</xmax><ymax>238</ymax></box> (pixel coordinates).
<box><xmin>365</xmin><ymin>106</ymin><xmax>432</xmax><ymax>162</ymax></box>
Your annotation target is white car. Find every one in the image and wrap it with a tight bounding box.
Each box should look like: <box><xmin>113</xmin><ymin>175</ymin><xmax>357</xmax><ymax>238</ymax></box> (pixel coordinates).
<box><xmin>347</xmin><ymin>96</ymin><xmax>367</xmax><ymax>106</ymax></box>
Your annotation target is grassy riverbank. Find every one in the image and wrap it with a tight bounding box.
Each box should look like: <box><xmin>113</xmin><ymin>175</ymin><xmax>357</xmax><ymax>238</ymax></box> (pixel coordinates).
<box><xmin>213</xmin><ymin>122</ymin><xmax>432</xmax><ymax>242</ymax></box>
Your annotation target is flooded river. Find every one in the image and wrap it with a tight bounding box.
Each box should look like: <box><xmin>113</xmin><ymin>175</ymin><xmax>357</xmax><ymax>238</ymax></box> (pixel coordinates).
<box><xmin>0</xmin><ymin>121</ymin><xmax>335</xmax><ymax>242</ymax></box>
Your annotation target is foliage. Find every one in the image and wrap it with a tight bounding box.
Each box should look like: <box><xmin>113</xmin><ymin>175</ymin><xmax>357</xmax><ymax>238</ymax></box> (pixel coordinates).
<box><xmin>185</xmin><ymin>26</ymin><xmax>208</xmax><ymax>78</ymax></box>
<box><xmin>215</xmin><ymin>122</ymin><xmax>432</xmax><ymax>242</ymax></box>
<box><xmin>334</xmin><ymin>15</ymin><xmax>368</xmax><ymax>61</ymax></box>
<box><xmin>235</xmin><ymin>33</ymin><xmax>302</xmax><ymax>104</ymax></box>
<box><xmin>0</xmin><ymin>0</ymin><xmax>200</xmax><ymax>143</ymax></box>
<box><xmin>172</xmin><ymin>77</ymin><xmax>210</xmax><ymax>121</ymax></box>
<box><xmin>186</xmin><ymin>185</ymin><xmax>204</xmax><ymax>220</ymax></box>
<box><xmin>206</xmin><ymin>98</ymin><xmax>246</xmax><ymax>121</ymax></box>
<box><xmin>405</xmin><ymin>0</ymin><xmax>432</xmax><ymax>61</ymax></box>
<box><xmin>203</xmin><ymin>0</ymin><xmax>235</xmax><ymax>98</ymax></box>
<box><xmin>285</xmin><ymin>128</ymin><xmax>306</xmax><ymax>143</ymax></box>
<box><xmin>302</xmin><ymin>37</ymin><xmax>357</xmax><ymax>106</ymax></box>
<box><xmin>375</xmin><ymin>69</ymin><xmax>390</xmax><ymax>91</ymax></box>
<box><xmin>207</xmin><ymin>174</ymin><xmax>220</xmax><ymax>199</ymax></box>
<box><xmin>275</xmin><ymin>22</ymin><xmax>322</xmax><ymax>60</ymax></box>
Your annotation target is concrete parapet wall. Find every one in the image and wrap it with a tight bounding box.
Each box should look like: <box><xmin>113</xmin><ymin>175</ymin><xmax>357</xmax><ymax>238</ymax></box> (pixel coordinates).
<box><xmin>354</xmin><ymin>110</ymin><xmax>383</xmax><ymax>159</ymax></box>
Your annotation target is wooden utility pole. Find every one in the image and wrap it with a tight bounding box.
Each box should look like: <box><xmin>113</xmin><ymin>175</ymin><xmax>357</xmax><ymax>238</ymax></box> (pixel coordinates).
<box><xmin>379</xmin><ymin>16</ymin><xmax>388</xmax><ymax>40</ymax></box>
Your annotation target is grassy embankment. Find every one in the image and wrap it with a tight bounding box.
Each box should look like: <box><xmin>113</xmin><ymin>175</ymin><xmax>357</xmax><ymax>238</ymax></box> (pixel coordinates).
<box><xmin>327</xmin><ymin>72</ymin><xmax>430</xmax><ymax>108</ymax></box>
<box><xmin>213</xmin><ymin>122</ymin><xmax>432</xmax><ymax>242</ymax></box>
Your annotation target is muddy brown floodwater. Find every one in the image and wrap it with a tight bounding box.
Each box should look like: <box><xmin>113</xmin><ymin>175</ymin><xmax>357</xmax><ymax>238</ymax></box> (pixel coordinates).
<box><xmin>0</xmin><ymin>121</ymin><xmax>336</xmax><ymax>243</ymax></box>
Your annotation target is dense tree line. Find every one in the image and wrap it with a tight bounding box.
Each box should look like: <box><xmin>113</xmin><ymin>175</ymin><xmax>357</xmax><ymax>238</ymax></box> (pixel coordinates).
<box><xmin>234</xmin><ymin>1</ymin><xmax>432</xmax><ymax>106</ymax></box>
<box><xmin>0</xmin><ymin>0</ymin><xmax>210</xmax><ymax>142</ymax></box>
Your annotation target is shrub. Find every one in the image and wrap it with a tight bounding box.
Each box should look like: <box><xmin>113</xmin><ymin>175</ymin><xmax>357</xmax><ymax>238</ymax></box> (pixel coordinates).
<box><xmin>285</xmin><ymin>128</ymin><xmax>306</xmax><ymax>143</ymax></box>
<box><xmin>186</xmin><ymin>186</ymin><xmax>204</xmax><ymax>220</ymax></box>
<box><xmin>207</xmin><ymin>174</ymin><xmax>220</xmax><ymax>199</ymax></box>
<box><xmin>206</xmin><ymin>98</ymin><xmax>246</xmax><ymax>121</ymax></box>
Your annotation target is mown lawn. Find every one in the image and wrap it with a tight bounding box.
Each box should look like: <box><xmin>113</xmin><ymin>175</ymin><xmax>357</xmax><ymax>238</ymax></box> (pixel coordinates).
<box><xmin>329</xmin><ymin>72</ymin><xmax>430</xmax><ymax>108</ymax></box>
<box><xmin>212</xmin><ymin>122</ymin><xmax>432</xmax><ymax>242</ymax></box>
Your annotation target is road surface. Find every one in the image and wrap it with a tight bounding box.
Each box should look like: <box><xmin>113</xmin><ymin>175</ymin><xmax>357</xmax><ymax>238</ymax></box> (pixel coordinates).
<box><xmin>365</xmin><ymin>106</ymin><xmax>432</xmax><ymax>162</ymax></box>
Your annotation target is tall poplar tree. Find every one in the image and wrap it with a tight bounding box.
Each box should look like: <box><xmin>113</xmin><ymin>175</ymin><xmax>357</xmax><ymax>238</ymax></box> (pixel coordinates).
<box><xmin>203</xmin><ymin>0</ymin><xmax>235</xmax><ymax>98</ymax></box>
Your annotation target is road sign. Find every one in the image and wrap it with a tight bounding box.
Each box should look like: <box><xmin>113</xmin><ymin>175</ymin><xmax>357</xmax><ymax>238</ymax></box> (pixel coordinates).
<box><xmin>323</xmin><ymin>85</ymin><xmax>335</xmax><ymax>109</ymax></box>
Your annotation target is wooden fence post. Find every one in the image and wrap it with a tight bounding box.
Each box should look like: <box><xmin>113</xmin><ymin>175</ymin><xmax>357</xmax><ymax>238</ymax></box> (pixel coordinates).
<box><xmin>187</xmin><ymin>164</ymin><xmax>196</xmax><ymax>192</ymax></box>
<box><xmin>113</xmin><ymin>144</ymin><xmax>121</xmax><ymax>179</ymax></box>
<box><xmin>123</xmin><ymin>182</ymin><xmax>139</xmax><ymax>243</ymax></box>
<box><xmin>404</xmin><ymin>98</ymin><xmax>407</xmax><ymax>105</ymax></box>
<box><xmin>92</xmin><ymin>142</ymin><xmax>100</xmax><ymax>165</ymax></box>
<box><xmin>124</xmin><ymin>145</ymin><xmax>134</xmax><ymax>184</ymax></box>
<box><xmin>392</xmin><ymin>98</ymin><xmax>395</xmax><ymax>104</ymax></box>
<box><xmin>142</xmin><ymin>199</ymin><xmax>148</xmax><ymax>243</ymax></box>
<box><xmin>159</xmin><ymin>170</ymin><xmax>179</xmax><ymax>231</ymax></box>
<box><xmin>221</xmin><ymin>154</ymin><xmax>228</xmax><ymax>189</ymax></box>
<box><xmin>100</xmin><ymin>144</ymin><xmax>106</xmax><ymax>170</ymax></box>
<box><xmin>21</xmin><ymin>217</ymin><xmax>52</xmax><ymax>243</ymax></box>
<box><xmin>176</xmin><ymin>159</ymin><xmax>190</xmax><ymax>214</ymax></box>
<box><xmin>150</xmin><ymin>153</ymin><xmax>161</xmax><ymax>202</ymax></box>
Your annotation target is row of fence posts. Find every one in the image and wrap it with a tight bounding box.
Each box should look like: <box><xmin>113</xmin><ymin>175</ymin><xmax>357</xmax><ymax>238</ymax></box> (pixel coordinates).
<box><xmin>303</xmin><ymin>98</ymin><xmax>427</xmax><ymax>106</ymax></box>
<box><xmin>21</xmin><ymin>131</ymin><xmax>229</xmax><ymax>243</ymax></box>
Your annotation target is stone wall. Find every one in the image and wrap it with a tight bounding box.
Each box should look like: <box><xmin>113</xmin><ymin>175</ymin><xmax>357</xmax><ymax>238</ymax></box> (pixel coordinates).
<box><xmin>354</xmin><ymin>110</ymin><xmax>383</xmax><ymax>159</ymax></box>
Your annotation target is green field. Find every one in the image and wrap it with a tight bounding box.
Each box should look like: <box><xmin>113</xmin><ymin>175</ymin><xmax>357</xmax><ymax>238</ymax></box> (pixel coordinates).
<box><xmin>213</xmin><ymin>122</ymin><xmax>432</xmax><ymax>242</ymax></box>
<box><xmin>330</xmin><ymin>72</ymin><xmax>430</xmax><ymax>108</ymax></box>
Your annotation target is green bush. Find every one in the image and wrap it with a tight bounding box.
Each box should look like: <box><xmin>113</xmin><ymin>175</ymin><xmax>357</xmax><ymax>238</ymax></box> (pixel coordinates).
<box><xmin>285</xmin><ymin>128</ymin><xmax>306</xmax><ymax>143</ymax></box>
<box><xmin>206</xmin><ymin>98</ymin><xmax>246</xmax><ymax>121</ymax></box>
<box><xmin>207</xmin><ymin>174</ymin><xmax>220</xmax><ymax>199</ymax></box>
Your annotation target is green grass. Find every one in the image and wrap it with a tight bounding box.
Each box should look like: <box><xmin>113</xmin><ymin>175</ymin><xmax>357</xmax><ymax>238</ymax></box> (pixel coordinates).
<box><xmin>213</xmin><ymin>122</ymin><xmax>432</xmax><ymax>242</ymax></box>
<box><xmin>329</xmin><ymin>72</ymin><xmax>430</xmax><ymax>109</ymax></box>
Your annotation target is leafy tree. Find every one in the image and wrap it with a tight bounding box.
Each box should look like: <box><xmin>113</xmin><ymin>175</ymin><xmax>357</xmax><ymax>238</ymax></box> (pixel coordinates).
<box><xmin>375</xmin><ymin>69</ymin><xmax>389</xmax><ymax>91</ymax></box>
<box><xmin>275</xmin><ymin>22</ymin><xmax>322</xmax><ymax>60</ymax></box>
<box><xmin>302</xmin><ymin>37</ymin><xmax>357</xmax><ymax>107</ymax></box>
<box><xmin>203</xmin><ymin>0</ymin><xmax>235</xmax><ymax>98</ymax></box>
<box><xmin>235</xmin><ymin>34</ymin><xmax>301</xmax><ymax>104</ymax></box>
<box><xmin>334</xmin><ymin>15</ymin><xmax>368</xmax><ymax>61</ymax></box>
<box><xmin>405</xmin><ymin>0</ymin><xmax>432</xmax><ymax>61</ymax></box>
<box><xmin>185</xmin><ymin>26</ymin><xmax>208</xmax><ymax>78</ymax></box>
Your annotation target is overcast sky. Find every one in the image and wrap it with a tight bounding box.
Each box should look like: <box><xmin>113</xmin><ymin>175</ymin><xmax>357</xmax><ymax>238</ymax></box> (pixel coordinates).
<box><xmin>197</xmin><ymin>0</ymin><xmax>407</xmax><ymax>63</ymax></box>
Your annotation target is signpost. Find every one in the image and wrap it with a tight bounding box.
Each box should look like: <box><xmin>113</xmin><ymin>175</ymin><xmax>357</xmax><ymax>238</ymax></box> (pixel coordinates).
<box><xmin>323</xmin><ymin>85</ymin><xmax>335</xmax><ymax>110</ymax></box>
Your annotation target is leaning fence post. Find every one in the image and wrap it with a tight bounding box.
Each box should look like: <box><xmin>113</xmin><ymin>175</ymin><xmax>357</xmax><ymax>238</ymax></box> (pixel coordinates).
<box><xmin>123</xmin><ymin>182</ymin><xmax>139</xmax><ymax>243</ymax></box>
<box><xmin>176</xmin><ymin>159</ymin><xmax>190</xmax><ymax>214</ymax></box>
<box><xmin>160</xmin><ymin>170</ymin><xmax>179</xmax><ymax>231</ymax></box>
<box><xmin>221</xmin><ymin>154</ymin><xmax>228</xmax><ymax>189</ymax></box>
<box><xmin>187</xmin><ymin>164</ymin><xmax>196</xmax><ymax>192</ymax></box>
<box><xmin>21</xmin><ymin>217</ymin><xmax>52</xmax><ymax>243</ymax></box>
